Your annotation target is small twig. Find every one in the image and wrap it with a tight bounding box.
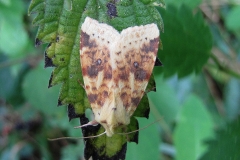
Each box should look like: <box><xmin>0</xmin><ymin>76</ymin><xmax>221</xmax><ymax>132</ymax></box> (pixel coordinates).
<box><xmin>209</xmin><ymin>52</ymin><xmax>240</xmax><ymax>79</ymax></box>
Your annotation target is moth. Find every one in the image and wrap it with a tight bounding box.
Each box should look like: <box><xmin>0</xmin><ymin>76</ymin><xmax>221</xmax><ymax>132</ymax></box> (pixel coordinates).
<box><xmin>79</xmin><ymin>17</ymin><xmax>159</xmax><ymax>137</ymax></box>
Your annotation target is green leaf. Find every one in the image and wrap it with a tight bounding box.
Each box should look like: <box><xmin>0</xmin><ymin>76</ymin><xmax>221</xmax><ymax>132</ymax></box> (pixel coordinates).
<box><xmin>28</xmin><ymin>0</ymin><xmax>164</xmax><ymax>115</ymax></box>
<box><xmin>173</xmin><ymin>95</ymin><xmax>214</xmax><ymax>160</ymax></box>
<box><xmin>29</xmin><ymin>0</ymin><xmax>164</xmax><ymax>159</ymax></box>
<box><xmin>157</xmin><ymin>5</ymin><xmax>212</xmax><ymax>78</ymax></box>
<box><xmin>79</xmin><ymin>116</ymin><xmax>139</xmax><ymax>159</ymax></box>
<box><xmin>0</xmin><ymin>0</ymin><xmax>11</xmax><ymax>5</ymax></box>
<box><xmin>126</xmin><ymin>114</ymin><xmax>160</xmax><ymax>160</ymax></box>
<box><xmin>82</xmin><ymin>122</ymin><xmax>127</xmax><ymax>159</ymax></box>
<box><xmin>165</xmin><ymin>0</ymin><xmax>201</xmax><ymax>9</ymax></box>
<box><xmin>224</xmin><ymin>78</ymin><xmax>240</xmax><ymax>121</ymax></box>
<box><xmin>226</xmin><ymin>6</ymin><xmax>240</xmax><ymax>31</ymax></box>
<box><xmin>200</xmin><ymin>116</ymin><xmax>240</xmax><ymax>160</ymax></box>
<box><xmin>61</xmin><ymin>144</ymin><xmax>84</xmax><ymax>160</ymax></box>
<box><xmin>148</xmin><ymin>72</ymin><xmax>180</xmax><ymax>124</ymax></box>
<box><xmin>22</xmin><ymin>61</ymin><xmax>61</xmax><ymax>115</ymax></box>
<box><xmin>133</xmin><ymin>95</ymin><xmax>150</xmax><ymax>118</ymax></box>
<box><xmin>0</xmin><ymin>55</ymin><xmax>15</xmax><ymax>99</ymax></box>
<box><xmin>0</xmin><ymin>0</ymin><xmax>29</xmax><ymax>56</ymax></box>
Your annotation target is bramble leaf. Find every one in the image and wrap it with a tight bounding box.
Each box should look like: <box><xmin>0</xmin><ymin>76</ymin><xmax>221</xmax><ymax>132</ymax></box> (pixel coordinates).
<box><xmin>0</xmin><ymin>0</ymin><xmax>29</xmax><ymax>56</ymax></box>
<box><xmin>200</xmin><ymin>116</ymin><xmax>240</xmax><ymax>160</ymax></box>
<box><xmin>173</xmin><ymin>95</ymin><xmax>214</xmax><ymax>160</ymax></box>
<box><xmin>157</xmin><ymin>5</ymin><xmax>212</xmax><ymax>78</ymax></box>
<box><xmin>165</xmin><ymin>0</ymin><xmax>201</xmax><ymax>9</ymax></box>
<box><xmin>29</xmin><ymin>0</ymin><xmax>164</xmax><ymax>159</ymax></box>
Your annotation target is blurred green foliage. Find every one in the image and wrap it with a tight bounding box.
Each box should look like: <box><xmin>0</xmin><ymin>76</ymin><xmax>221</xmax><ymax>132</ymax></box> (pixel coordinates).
<box><xmin>0</xmin><ymin>0</ymin><xmax>240</xmax><ymax>160</ymax></box>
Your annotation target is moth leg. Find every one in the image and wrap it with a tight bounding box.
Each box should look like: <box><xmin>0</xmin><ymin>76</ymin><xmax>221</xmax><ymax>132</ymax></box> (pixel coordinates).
<box><xmin>77</xmin><ymin>79</ymin><xmax>85</xmax><ymax>89</ymax></box>
<box><xmin>74</xmin><ymin>120</ymin><xmax>99</xmax><ymax>129</ymax></box>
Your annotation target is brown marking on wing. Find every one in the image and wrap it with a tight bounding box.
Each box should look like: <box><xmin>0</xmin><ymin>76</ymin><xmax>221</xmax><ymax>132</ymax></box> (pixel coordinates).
<box><xmin>122</xmin><ymin>36</ymin><xmax>159</xmax><ymax>114</ymax></box>
<box><xmin>80</xmin><ymin>31</ymin><xmax>97</xmax><ymax>49</ymax></box>
<box><xmin>80</xmin><ymin>25</ymin><xmax>114</xmax><ymax>111</ymax></box>
<box><xmin>88</xmin><ymin>94</ymin><xmax>98</xmax><ymax>103</ymax></box>
<box><xmin>119</xmin><ymin>71</ymin><xmax>129</xmax><ymax>80</ymax></box>
<box><xmin>134</xmin><ymin>68</ymin><xmax>148</xmax><ymax>81</ymax></box>
<box><xmin>103</xmin><ymin>90</ymin><xmax>108</xmax><ymax>98</ymax></box>
<box><xmin>83</xmin><ymin>49</ymin><xmax>110</xmax><ymax>78</ymax></box>
<box><xmin>129</xmin><ymin>38</ymin><xmax>159</xmax><ymax>82</ymax></box>
<box><xmin>80</xmin><ymin>30</ymin><xmax>111</xmax><ymax>79</ymax></box>
<box><xmin>80</xmin><ymin>18</ymin><xmax>160</xmax><ymax>135</ymax></box>
<box><xmin>95</xmin><ymin>84</ymin><xmax>110</xmax><ymax>107</ymax></box>
<box><xmin>85</xmin><ymin>85</ymin><xmax>90</xmax><ymax>89</ymax></box>
<box><xmin>87</xmin><ymin>64</ymin><xmax>103</xmax><ymax>78</ymax></box>
<box><xmin>120</xmin><ymin>86</ymin><xmax>131</xmax><ymax>108</ymax></box>
<box><xmin>141</xmin><ymin>38</ymin><xmax>159</xmax><ymax>53</ymax></box>
<box><xmin>104</xmin><ymin>64</ymin><xmax>112</xmax><ymax>79</ymax></box>
<box><xmin>80</xmin><ymin>31</ymin><xmax>90</xmax><ymax>49</ymax></box>
<box><xmin>115</xmin><ymin>55</ymin><xmax>131</xmax><ymax>81</ymax></box>
<box><xmin>112</xmin><ymin>27</ymin><xmax>159</xmax><ymax>116</ymax></box>
<box><xmin>92</xmin><ymin>87</ymin><xmax>97</xmax><ymax>91</ymax></box>
<box><xmin>97</xmin><ymin>100</ymin><xmax>104</xmax><ymax>106</ymax></box>
<box><xmin>131</xmin><ymin>97</ymin><xmax>141</xmax><ymax>107</ymax></box>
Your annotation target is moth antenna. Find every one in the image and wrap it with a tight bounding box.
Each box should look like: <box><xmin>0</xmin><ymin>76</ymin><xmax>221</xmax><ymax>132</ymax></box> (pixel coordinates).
<box><xmin>74</xmin><ymin>120</ymin><xmax>99</xmax><ymax>129</ymax></box>
<box><xmin>48</xmin><ymin>131</ymin><xmax>106</xmax><ymax>141</ymax></box>
<box><xmin>77</xmin><ymin>79</ymin><xmax>85</xmax><ymax>89</ymax></box>
<box><xmin>117</xmin><ymin>119</ymin><xmax>161</xmax><ymax>135</ymax></box>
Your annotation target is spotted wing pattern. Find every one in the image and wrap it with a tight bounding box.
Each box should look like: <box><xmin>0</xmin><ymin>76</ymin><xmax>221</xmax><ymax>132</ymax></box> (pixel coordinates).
<box><xmin>80</xmin><ymin>17</ymin><xmax>159</xmax><ymax>136</ymax></box>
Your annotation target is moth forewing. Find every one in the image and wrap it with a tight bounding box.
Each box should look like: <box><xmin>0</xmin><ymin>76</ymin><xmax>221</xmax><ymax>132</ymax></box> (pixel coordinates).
<box><xmin>117</xmin><ymin>24</ymin><xmax>159</xmax><ymax>117</ymax></box>
<box><xmin>80</xmin><ymin>17</ymin><xmax>159</xmax><ymax>137</ymax></box>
